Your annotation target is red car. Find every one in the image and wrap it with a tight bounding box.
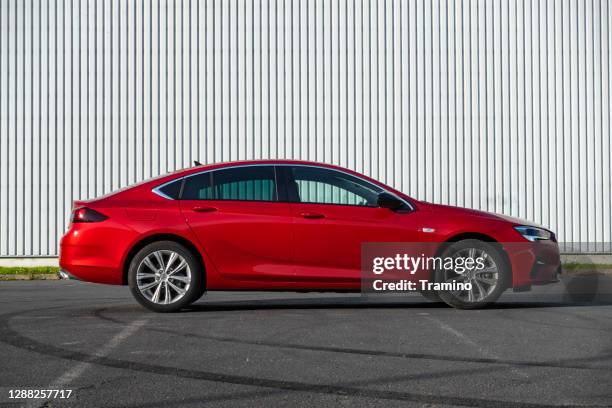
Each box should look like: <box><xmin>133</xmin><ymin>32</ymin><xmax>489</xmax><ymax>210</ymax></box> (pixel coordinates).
<box><xmin>59</xmin><ymin>160</ymin><xmax>561</xmax><ymax>312</ymax></box>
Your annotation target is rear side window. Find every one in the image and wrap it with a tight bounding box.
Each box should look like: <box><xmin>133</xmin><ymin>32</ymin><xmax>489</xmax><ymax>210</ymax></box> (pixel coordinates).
<box><xmin>156</xmin><ymin>179</ymin><xmax>183</xmax><ymax>199</ymax></box>
<box><xmin>182</xmin><ymin>172</ymin><xmax>214</xmax><ymax>200</ymax></box>
<box><xmin>182</xmin><ymin>166</ymin><xmax>278</xmax><ymax>201</ymax></box>
<box><xmin>213</xmin><ymin>166</ymin><xmax>277</xmax><ymax>201</ymax></box>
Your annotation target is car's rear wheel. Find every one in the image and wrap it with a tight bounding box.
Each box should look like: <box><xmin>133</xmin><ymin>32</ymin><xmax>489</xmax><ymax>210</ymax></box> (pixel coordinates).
<box><xmin>128</xmin><ymin>241</ymin><xmax>204</xmax><ymax>312</ymax></box>
<box><xmin>434</xmin><ymin>239</ymin><xmax>510</xmax><ymax>309</ymax></box>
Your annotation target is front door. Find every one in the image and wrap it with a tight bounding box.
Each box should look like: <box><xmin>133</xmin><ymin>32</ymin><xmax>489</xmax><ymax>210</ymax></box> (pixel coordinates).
<box><xmin>285</xmin><ymin>165</ymin><xmax>419</xmax><ymax>285</ymax></box>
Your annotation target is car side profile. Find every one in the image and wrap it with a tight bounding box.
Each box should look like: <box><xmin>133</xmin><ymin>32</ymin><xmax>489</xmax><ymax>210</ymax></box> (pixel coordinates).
<box><xmin>59</xmin><ymin>160</ymin><xmax>561</xmax><ymax>312</ymax></box>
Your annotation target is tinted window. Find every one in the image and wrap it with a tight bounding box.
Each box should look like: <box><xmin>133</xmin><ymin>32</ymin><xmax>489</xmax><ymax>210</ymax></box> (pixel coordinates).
<box><xmin>213</xmin><ymin>166</ymin><xmax>277</xmax><ymax>201</ymax></box>
<box><xmin>290</xmin><ymin>166</ymin><xmax>382</xmax><ymax>206</ymax></box>
<box><xmin>182</xmin><ymin>166</ymin><xmax>277</xmax><ymax>201</ymax></box>
<box><xmin>182</xmin><ymin>172</ymin><xmax>214</xmax><ymax>200</ymax></box>
<box><xmin>156</xmin><ymin>179</ymin><xmax>183</xmax><ymax>199</ymax></box>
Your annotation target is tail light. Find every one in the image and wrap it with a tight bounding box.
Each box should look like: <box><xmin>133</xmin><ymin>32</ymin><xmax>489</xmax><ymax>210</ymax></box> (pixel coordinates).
<box><xmin>72</xmin><ymin>207</ymin><xmax>108</xmax><ymax>223</ymax></box>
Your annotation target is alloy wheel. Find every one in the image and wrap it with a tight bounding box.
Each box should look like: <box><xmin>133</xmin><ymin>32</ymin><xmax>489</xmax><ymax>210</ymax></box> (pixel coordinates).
<box><xmin>136</xmin><ymin>250</ymin><xmax>192</xmax><ymax>305</ymax></box>
<box><xmin>442</xmin><ymin>247</ymin><xmax>499</xmax><ymax>303</ymax></box>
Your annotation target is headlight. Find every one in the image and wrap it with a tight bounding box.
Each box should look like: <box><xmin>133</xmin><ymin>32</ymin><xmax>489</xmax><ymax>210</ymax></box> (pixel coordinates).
<box><xmin>513</xmin><ymin>226</ymin><xmax>552</xmax><ymax>242</ymax></box>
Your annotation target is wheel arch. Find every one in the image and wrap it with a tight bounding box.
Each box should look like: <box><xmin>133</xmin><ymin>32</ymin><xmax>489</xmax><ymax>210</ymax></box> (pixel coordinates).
<box><xmin>122</xmin><ymin>233</ymin><xmax>205</xmax><ymax>286</ymax></box>
<box><xmin>433</xmin><ymin>232</ymin><xmax>512</xmax><ymax>288</ymax></box>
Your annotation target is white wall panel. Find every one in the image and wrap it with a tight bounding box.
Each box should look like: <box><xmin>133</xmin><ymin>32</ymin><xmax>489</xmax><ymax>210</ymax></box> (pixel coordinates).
<box><xmin>0</xmin><ymin>0</ymin><xmax>610</xmax><ymax>256</ymax></box>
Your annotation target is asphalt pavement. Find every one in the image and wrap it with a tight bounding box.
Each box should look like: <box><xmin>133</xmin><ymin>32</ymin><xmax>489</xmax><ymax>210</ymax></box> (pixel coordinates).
<box><xmin>0</xmin><ymin>277</ymin><xmax>611</xmax><ymax>407</ymax></box>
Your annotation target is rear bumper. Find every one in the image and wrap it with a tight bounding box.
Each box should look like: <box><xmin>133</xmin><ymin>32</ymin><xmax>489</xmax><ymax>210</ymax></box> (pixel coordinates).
<box><xmin>59</xmin><ymin>243</ymin><xmax>123</xmax><ymax>284</ymax></box>
<box><xmin>59</xmin><ymin>222</ymin><xmax>137</xmax><ymax>285</ymax></box>
<box><xmin>58</xmin><ymin>269</ymin><xmax>80</xmax><ymax>280</ymax></box>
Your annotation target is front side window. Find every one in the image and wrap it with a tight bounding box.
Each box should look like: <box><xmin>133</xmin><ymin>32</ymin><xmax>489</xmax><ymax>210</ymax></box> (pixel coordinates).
<box><xmin>290</xmin><ymin>166</ymin><xmax>382</xmax><ymax>206</ymax></box>
<box><xmin>182</xmin><ymin>166</ymin><xmax>278</xmax><ymax>201</ymax></box>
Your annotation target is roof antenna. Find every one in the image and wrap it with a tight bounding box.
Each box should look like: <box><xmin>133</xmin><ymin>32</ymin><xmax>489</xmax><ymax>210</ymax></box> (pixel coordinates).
<box><xmin>194</xmin><ymin>160</ymin><xmax>202</xmax><ymax>166</ymax></box>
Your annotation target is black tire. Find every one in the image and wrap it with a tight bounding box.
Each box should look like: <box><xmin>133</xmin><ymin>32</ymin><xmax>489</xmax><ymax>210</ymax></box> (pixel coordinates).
<box><xmin>434</xmin><ymin>239</ymin><xmax>510</xmax><ymax>309</ymax></box>
<box><xmin>128</xmin><ymin>241</ymin><xmax>204</xmax><ymax>312</ymax></box>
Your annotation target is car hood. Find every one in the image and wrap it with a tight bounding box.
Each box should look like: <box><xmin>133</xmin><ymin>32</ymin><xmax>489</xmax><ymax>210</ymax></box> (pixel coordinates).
<box><xmin>421</xmin><ymin>202</ymin><xmax>548</xmax><ymax>230</ymax></box>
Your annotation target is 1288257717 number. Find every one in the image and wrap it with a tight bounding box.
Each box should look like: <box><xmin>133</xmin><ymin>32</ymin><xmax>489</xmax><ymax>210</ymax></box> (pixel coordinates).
<box><xmin>8</xmin><ymin>389</ymin><xmax>73</xmax><ymax>399</ymax></box>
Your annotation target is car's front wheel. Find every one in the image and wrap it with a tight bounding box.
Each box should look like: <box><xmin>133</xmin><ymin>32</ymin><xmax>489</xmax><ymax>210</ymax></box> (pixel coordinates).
<box><xmin>128</xmin><ymin>241</ymin><xmax>204</xmax><ymax>312</ymax></box>
<box><xmin>434</xmin><ymin>239</ymin><xmax>510</xmax><ymax>309</ymax></box>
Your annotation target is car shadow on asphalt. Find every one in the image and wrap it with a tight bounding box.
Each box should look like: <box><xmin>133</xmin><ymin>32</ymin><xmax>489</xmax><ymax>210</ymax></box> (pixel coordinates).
<box><xmin>177</xmin><ymin>274</ymin><xmax>612</xmax><ymax>312</ymax></box>
<box><xmin>180</xmin><ymin>295</ymin><xmax>612</xmax><ymax>313</ymax></box>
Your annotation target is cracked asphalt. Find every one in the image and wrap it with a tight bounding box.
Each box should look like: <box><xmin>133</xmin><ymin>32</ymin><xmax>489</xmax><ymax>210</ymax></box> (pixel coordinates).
<box><xmin>0</xmin><ymin>277</ymin><xmax>611</xmax><ymax>407</ymax></box>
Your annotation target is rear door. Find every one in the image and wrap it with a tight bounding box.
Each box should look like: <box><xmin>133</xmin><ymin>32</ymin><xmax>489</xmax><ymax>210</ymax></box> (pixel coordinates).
<box><xmin>285</xmin><ymin>165</ymin><xmax>419</xmax><ymax>284</ymax></box>
<box><xmin>180</xmin><ymin>165</ymin><xmax>294</xmax><ymax>281</ymax></box>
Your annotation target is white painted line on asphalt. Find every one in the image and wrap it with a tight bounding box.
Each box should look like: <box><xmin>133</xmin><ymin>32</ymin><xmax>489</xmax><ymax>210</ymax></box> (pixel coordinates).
<box><xmin>425</xmin><ymin>316</ymin><xmax>530</xmax><ymax>379</ymax></box>
<box><xmin>29</xmin><ymin>318</ymin><xmax>149</xmax><ymax>408</ymax></box>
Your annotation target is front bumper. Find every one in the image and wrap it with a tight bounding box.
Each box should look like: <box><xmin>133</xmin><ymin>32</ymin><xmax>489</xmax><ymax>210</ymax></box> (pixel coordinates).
<box><xmin>531</xmin><ymin>261</ymin><xmax>561</xmax><ymax>284</ymax></box>
<box><xmin>505</xmin><ymin>240</ymin><xmax>562</xmax><ymax>288</ymax></box>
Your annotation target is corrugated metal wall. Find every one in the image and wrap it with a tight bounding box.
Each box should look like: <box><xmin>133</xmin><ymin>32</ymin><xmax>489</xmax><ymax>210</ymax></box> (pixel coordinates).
<box><xmin>0</xmin><ymin>0</ymin><xmax>610</xmax><ymax>256</ymax></box>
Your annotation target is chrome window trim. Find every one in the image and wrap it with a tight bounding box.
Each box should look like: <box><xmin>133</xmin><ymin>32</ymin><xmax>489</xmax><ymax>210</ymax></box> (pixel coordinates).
<box><xmin>152</xmin><ymin>163</ymin><xmax>414</xmax><ymax>211</ymax></box>
<box><xmin>152</xmin><ymin>178</ymin><xmax>184</xmax><ymax>200</ymax></box>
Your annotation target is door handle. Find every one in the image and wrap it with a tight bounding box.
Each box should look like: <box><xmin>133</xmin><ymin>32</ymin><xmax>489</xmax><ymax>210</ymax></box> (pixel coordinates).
<box><xmin>300</xmin><ymin>212</ymin><xmax>325</xmax><ymax>219</ymax></box>
<box><xmin>192</xmin><ymin>206</ymin><xmax>218</xmax><ymax>213</ymax></box>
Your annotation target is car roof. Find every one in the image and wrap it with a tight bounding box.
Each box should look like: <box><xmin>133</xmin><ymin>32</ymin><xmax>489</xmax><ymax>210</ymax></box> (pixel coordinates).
<box><xmin>170</xmin><ymin>159</ymin><xmax>356</xmax><ymax>178</ymax></box>
<box><xmin>94</xmin><ymin>159</ymin><xmax>417</xmax><ymax>209</ymax></box>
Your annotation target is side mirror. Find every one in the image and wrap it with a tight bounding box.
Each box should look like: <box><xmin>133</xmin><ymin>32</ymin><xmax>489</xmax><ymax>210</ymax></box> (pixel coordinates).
<box><xmin>377</xmin><ymin>192</ymin><xmax>403</xmax><ymax>210</ymax></box>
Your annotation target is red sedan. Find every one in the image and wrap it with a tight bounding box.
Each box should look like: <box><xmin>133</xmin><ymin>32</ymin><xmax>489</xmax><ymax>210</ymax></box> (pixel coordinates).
<box><xmin>59</xmin><ymin>160</ymin><xmax>561</xmax><ymax>312</ymax></box>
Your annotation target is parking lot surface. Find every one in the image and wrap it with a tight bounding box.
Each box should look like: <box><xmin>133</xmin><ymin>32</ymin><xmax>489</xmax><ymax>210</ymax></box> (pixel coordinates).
<box><xmin>0</xmin><ymin>279</ymin><xmax>611</xmax><ymax>407</ymax></box>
